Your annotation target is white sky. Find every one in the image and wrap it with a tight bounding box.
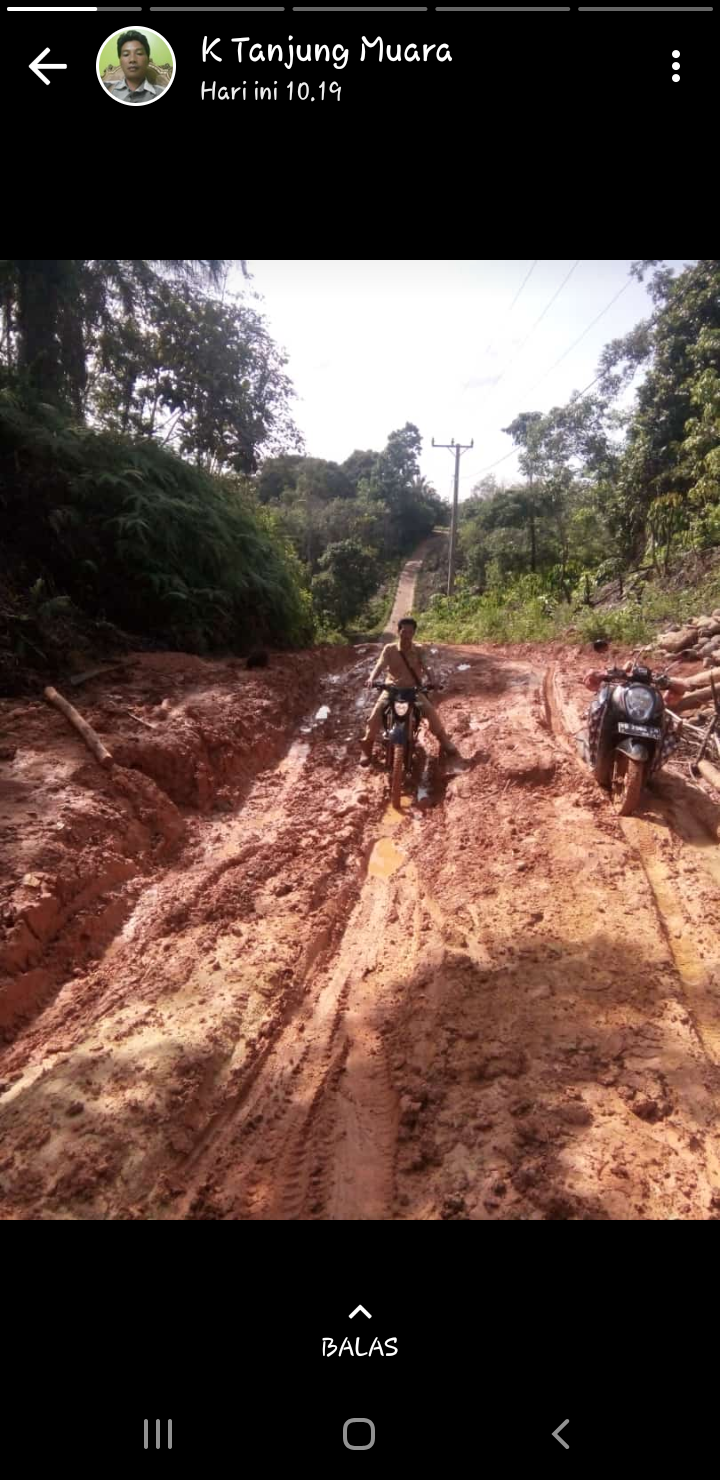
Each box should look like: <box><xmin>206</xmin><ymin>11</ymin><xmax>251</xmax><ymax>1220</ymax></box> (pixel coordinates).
<box><xmin>238</xmin><ymin>260</ymin><xmax>693</xmax><ymax>504</ymax></box>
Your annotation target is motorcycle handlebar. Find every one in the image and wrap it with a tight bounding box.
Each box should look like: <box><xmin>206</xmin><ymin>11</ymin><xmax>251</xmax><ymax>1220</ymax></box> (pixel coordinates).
<box><xmin>371</xmin><ymin>681</ymin><xmax>438</xmax><ymax>692</ymax></box>
<box><xmin>602</xmin><ymin>667</ymin><xmax>670</xmax><ymax>688</ymax></box>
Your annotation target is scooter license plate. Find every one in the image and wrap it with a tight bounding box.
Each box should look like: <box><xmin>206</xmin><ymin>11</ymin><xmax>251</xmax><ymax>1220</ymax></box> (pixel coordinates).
<box><xmin>617</xmin><ymin>722</ymin><xmax>661</xmax><ymax>738</ymax></box>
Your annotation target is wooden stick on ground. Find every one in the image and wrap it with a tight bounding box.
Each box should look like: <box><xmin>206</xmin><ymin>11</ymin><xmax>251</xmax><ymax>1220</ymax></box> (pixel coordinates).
<box><xmin>44</xmin><ymin>686</ymin><xmax>114</xmax><ymax>768</ymax></box>
<box><xmin>125</xmin><ymin>708</ymin><xmax>157</xmax><ymax>730</ymax></box>
<box><xmin>69</xmin><ymin>664</ymin><xmax>123</xmax><ymax>687</ymax></box>
<box><xmin>695</xmin><ymin>714</ymin><xmax>718</xmax><ymax>768</ymax></box>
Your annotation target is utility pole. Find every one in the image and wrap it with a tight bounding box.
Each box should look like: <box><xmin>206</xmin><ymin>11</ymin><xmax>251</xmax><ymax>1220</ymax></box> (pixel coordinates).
<box><xmin>432</xmin><ymin>437</ymin><xmax>474</xmax><ymax>597</ymax></box>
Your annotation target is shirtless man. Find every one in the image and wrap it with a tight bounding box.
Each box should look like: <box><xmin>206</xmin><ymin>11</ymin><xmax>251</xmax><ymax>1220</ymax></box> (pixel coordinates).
<box><xmin>359</xmin><ymin>616</ymin><xmax>459</xmax><ymax>766</ymax></box>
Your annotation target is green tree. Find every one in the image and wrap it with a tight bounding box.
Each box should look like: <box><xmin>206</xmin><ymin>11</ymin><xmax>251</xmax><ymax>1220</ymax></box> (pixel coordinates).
<box><xmin>3</xmin><ymin>259</ymin><xmax>234</xmax><ymax>412</ymax></box>
<box><xmin>363</xmin><ymin>423</ymin><xmax>443</xmax><ymax>552</ymax></box>
<box><xmin>294</xmin><ymin>459</ymin><xmax>354</xmax><ymax>502</ymax></box>
<box><xmin>605</xmin><ymin>260</ymin><xmax>720</xmax><ymax>560</ymax></box>
<box><xmin>255</xmin><ymin>453</ymin><xmax>305</xmax><ymax>503</ymax></box>
<box><xmin>92</xmin><ymin>278</ymin><xmax>301</xmax><ymax>474</ymax></box>
<box><xmin>13</xmin><ymin>259</ymin><xmax>83</xmax><ymax>410</ymax></box>
<box><xmin>342</xmin><ymin>448</ymin><xmax>377</xmax><ymax>490</ymax></box>
<box><xmin>310</xmin><ymin>539</ymin><xmax>379</xmax><ymax>629</ymax></box>
<box><xmin>500</xmin><ymin>412</ymin><xmax>547</xmax><ymax>571</ymax></box>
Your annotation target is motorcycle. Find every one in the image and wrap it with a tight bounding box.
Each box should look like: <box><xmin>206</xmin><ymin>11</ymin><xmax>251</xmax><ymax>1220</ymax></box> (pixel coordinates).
<box><xmin>371</xmin><ymin>681</ymin><xmax>439</xmax><ymax>809</ymax></box>
<box><xmin>587</xmin><ymin>664</ymin><xmax>682</xmax><ymax>815</ymax></box>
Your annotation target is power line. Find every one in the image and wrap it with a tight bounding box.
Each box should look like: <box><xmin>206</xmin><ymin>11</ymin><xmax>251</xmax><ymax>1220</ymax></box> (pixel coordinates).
<box><xmin>482</xmin><ymin>259</ymin><xmax>581</xmax><ymax>404</ymax></box>
<box><xmin>464</xmin><ymin>360</ymin><xmax>622</xmax><ymax>483</ymax></box>
<box><xmin>522</xmin><ymin>278</ymin><xmax>632</xmax><ymax>396</ymax></box>
<box><xmin>468</xmin><ymin>260</ymin><xmax>580</xmax><ymax>422</ymax></box>
<box><xmin>461</xmin><ymin>364</ymin><xmax>631</xmax><ymax>487</ymax></box>
<box><xmin>508</xmin><ymin>259</ymin><xmax>539</xmax><ymax>314</ymax></box>
<box><xmin>465</xmin><ymin>373</ymin><xmax>606</xmax><ymax>485</ymax></box>
<box><xmin>463</xmin><ymin>447</ymin><xmax>517</xmax><ymax>479</ymax></box>
<box><xmin>574</xmin><ymin>371</ymin><xmax>603</xmax><ymax>398</ymax></box>
<box><xmin>480</xmin><ymin>259</ymin><xmax>538</xmax><ymax>361</ymax></box>
<box><xmin>460</xmin><ymin>272</ymin><xmax>632</xmax><ymax>490</ymax></box>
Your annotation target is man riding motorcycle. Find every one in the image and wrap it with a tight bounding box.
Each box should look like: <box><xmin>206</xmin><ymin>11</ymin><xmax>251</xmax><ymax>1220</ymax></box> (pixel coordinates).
<box><xmin>359</xmin><ymin>616</ymin><xmax>460</xmax><ymax>766</ymax></box>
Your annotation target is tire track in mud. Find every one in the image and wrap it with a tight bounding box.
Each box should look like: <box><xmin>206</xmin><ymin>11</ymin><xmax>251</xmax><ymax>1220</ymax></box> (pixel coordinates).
<box><xmin>151</xmin><ymin>690</ymin><xmax>400</xmax><ymax>1219</ymax></box>
<box><xmin>177</xmin><ymin>817</ymin><xmax>419</xmax><ymax>1221</ymax></box>
<box><xmin>0</xmin><ymin>652</ymin><xmax>393</xmax><ymax>1220</ymax></box>
<box><xmin>174</xmin><ymin>650</ymin><xmax>720</xmax><ymax>1221</ymax></box>
<box><xmin>4</xmin><ymin>643</ymin><xmax>720</xmax><ymax>1219</ymax></box>
<box><xmin>133</xmin><ymin>656</ymin><xmax>420</xmax><ymax>1220</ymax></box>
<box><xmin>273</xmin><ymin>849</ymin><xmax>420</xmax><ymax>1222</ymax></box>
<box><xmin>622</xmin><ymin>818</ymin><xmax>720</xmax><ymax>1067</ymax></box>
<box><xmin>172</xmin><ymin>659</ymin><xmax>551</xmax><ymax>1220</ymax></box>
<box><xmin>546</xmin><ymin>663</ymin><xmax>720</xmax><ymax>1071</ymax></box>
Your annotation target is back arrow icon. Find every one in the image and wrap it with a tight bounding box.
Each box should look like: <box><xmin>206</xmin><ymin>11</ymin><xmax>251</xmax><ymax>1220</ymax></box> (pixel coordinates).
<box><xmin>552</xmin><ymin>1420</ymin><xmax>569</xmax><ymax>1450</ymax></box>
<box><xmin>30</xmin><ymin>48</ymin><xmax>68</xmax><ymax>85</ymax></box>
<box><xmin>348</xmin><ymin>1305</ymin><xmax>371</xmax><ymax>1319</ymax></box>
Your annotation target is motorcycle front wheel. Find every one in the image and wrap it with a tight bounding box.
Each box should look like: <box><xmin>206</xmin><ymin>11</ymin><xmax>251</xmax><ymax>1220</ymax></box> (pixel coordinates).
<box><xmin>593</xmin><ymin>748</ymin><xmax>613</xmax><ymax>789</ymax></box>
<box><xmin>391</xmin><ymin>744</ymin><xmax>404</xmax><ymax>809</ymax></box>
<box><xmin>611</xmin><ymin>753</ymin><xmax>645</xmax><ymax>815</ymax></box>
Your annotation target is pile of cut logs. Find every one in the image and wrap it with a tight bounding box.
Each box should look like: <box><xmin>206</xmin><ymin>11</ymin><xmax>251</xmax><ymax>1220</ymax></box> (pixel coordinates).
<box><xmin>653</xmin><ymin>612</ymin><xmax>720</xmax><ymax>792</ymax></box>
<box><xmin>672</xmin><ymin>666</ymin><xmax>720</xmax><ymax>717</ymax></box>
<box><xmin>656</xmin><ymin>608</ymin><xmax>720</xmax><ymax>664</ymax></box>
<box><xmin>666</xmin><ymin>661</ymin><xmax>720</xmax><ymax>793</ymax></box>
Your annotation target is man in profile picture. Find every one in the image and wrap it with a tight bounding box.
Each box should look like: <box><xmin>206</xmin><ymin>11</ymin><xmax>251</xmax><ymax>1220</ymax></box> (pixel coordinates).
<box><xmin>104</xmin><ymin>31</ymin><xmax>169</xmax><ymax>103</ymax></box>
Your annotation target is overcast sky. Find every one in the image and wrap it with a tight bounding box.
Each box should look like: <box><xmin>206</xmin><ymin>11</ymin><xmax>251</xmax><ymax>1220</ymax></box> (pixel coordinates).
<box><xmin>239</xmin><ymin>260</ymin><xmax>693</xmax><ymax>504</ymax></box>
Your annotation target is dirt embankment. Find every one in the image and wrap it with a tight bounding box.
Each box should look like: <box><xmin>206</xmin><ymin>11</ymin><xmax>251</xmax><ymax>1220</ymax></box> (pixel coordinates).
<box><xmin>0</xmin><ymin>646</ymin><xmax>354</xmax><ymax>1035</ymax></box>
<box><xmin>1</xmin><ymin>638</ymin><xmax>720</xmax><ymax>1220</ymax></box>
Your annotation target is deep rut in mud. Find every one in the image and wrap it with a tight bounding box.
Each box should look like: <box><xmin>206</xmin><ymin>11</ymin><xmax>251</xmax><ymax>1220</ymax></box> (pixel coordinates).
<box><xmin>2</xmin><ymin>642</ymin><xmax>720</xmax><ymax>1219</ymax></box>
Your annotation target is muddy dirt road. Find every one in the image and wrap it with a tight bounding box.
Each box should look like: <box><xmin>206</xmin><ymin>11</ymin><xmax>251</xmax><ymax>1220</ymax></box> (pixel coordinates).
<box><xmin>383</xmin><ymin>535</ymin><xmax>441</xmax><ymax>638</ymax></box>
<box><xmin>2</xmin><ymin>639</ymin><xmax>720</xmax><ymax>1220</ymax></box>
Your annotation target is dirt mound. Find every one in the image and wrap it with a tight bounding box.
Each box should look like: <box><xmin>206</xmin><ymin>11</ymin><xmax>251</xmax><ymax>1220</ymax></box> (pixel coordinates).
<box><xmin>0</xmin><ymin>645</ymin><xmax>352</xmax><ymax>1037</ymax></box>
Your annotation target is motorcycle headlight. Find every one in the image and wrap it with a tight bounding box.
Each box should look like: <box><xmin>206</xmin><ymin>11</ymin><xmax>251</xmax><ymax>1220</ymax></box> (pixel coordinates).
<box><xmin>394</xmin><ymin>702</ymin><xmax>409</xmax><ymax>716</ymax></box>
<box><xmin>625</xmin><ymin>686</ymin><xmax>655</xmax><ymax>722</ymax></box>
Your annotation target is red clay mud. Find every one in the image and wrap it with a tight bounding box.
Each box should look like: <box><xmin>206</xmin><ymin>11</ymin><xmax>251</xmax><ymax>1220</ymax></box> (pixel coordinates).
<box><xmin>1</xmin><ymin>640</ymin><xmax>719</xmax><ymax>1219</ymax></box>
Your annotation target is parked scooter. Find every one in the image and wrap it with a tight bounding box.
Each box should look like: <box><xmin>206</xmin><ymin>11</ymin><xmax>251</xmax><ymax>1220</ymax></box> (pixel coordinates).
<box><xmin>587</xmin><ymin>663</ymin><xmax>682</xmax><ymax>815</ymax></box>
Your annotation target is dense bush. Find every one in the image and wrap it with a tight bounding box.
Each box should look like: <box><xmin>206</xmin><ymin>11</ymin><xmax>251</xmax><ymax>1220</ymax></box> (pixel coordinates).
<box><xmin>0</xmin><ymin>394</ymin><xmax>314</xmax><ymax>658</ymax></box>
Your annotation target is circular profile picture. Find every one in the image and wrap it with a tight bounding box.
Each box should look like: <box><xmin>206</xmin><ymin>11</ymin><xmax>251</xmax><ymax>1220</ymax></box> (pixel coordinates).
<box><xmin>97</xmin><ymin>27</ymin><xmax>176</xmax><ymax>105</ymax></box>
